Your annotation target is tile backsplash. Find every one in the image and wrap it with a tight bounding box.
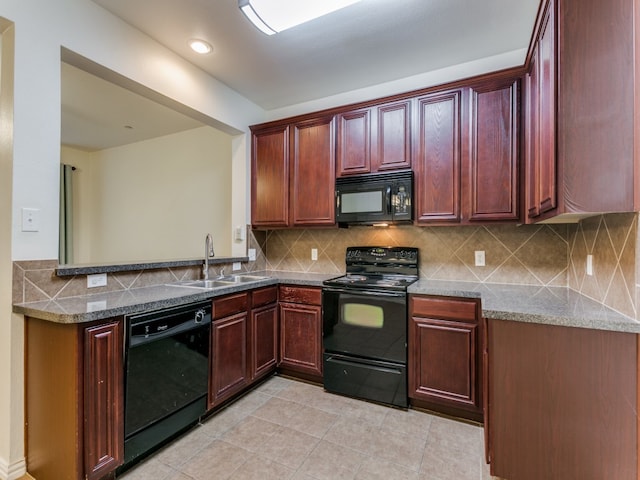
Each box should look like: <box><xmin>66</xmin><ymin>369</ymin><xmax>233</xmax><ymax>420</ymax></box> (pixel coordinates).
<box><xmin>567</xmin><ymin>213</ymin><xmax>637</xmax><ymax>319</ymax></box>
<box><xmin>12</xmin><ymin>214</ymin><xmax>640</xmax><ymax>321</ymax></box>
<box><xmin>263</xmin><ymin>213</ymin><xmax>639</xmax><ymax>319</ymax></box>
<box><xmin>265</xmin><ymin>223</ymin><xmax>569</xmax><ymax>287</ymax></box>
<box><xmin>12</xmin><ymin>226</ymin><xmax>268</xmax><ymax>305</ymax></box>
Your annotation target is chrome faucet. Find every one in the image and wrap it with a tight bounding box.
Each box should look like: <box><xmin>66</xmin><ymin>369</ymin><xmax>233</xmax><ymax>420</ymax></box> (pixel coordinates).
<box><xmin>203</xmin><ymin>233</ymin><xmax>215</xmax><ymax>280</ymax></box>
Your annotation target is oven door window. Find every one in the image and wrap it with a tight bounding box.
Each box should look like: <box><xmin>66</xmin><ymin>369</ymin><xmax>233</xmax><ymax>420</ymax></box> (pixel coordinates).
<box><xmin>323</xmin><ymin>291</ymin><xmax>407</xmax><ymax>363</ymax></box>
<box><xmin>342</xmin><ymin>303</ymin><xmax>384</xmax><ymax>328</ymax></box>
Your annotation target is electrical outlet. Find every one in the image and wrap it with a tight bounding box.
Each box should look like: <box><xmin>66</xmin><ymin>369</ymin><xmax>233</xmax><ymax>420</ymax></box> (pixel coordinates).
<box><xmin>87</xmin><ymin>273</ymin><xmax>107</xmax><ymax>288</ymax></box>
<box><xmin>311</xmin><ymin>248</ymin><xmax>318</xmax><ymax>261</ymax></box>
<box><xmin>474</xmin><ymin>250</ymin><xmax>486</xmax><ymax>267</ymax></box>
<box><xmin>248</xmin><ymin>248</ymin><xmax>256</xmax><ymax>261</ymax></box>
<box><xmin>232</xmin><ymin>262</ymin><xmax>241</xmax><ymax>271</ymax></box>
<box><xmin>86</xmin><ymin>300</ymin><xmax>107</xmax><ymax>312</ymax></box>
<box><xmin>586</xmin><ymin>254</ymin><xmax>593</xmax><ymax>276</ymax></box>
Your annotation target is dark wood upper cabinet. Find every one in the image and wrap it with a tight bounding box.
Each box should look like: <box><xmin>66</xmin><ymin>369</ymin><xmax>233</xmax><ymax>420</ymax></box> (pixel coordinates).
<box><xmin>251</xmin><ymin>116</ymin><xmax>335</xmax><ymax>228</ymax></box>
<box><xmin>469</xmin><ymin>78</ymin><xmax>520</xmax><ymax>222</ymax></box>
<box><xmin>526</xmin><ymin>0</ymin><xmax>556</xmax><ymax>220</ymax></box>
<box><xmin>336</xmin><ymin>108</ymin><xmax>371</xmax><ymax>175</ymax></box>
<box><xmin>251</xmin><ymin>124</ymin><xmax>289</xmax><ymax>227</ymax></box>
<box><xmin>525</xmin><ymin>0</ymin><xmax>640</xmax><ymax>221</ymax></box>
<box><xmin>414</xmin><ymin>89</ymin><xmax>463</xmax><ymax>223</ymax></box>
<box><xmin>337</xmin><ymin>100</ymin><xmax>411</xmax><ymax>176</ymax></box>
<box><xmin>290</xmin><ymin>116</ymin><xmax>336</xmax><ymax>226</ymax></box>
<box><xmin>372</xmin><ymin>100</ymin><xmax>412</xmax><ymax>172</ymax></box>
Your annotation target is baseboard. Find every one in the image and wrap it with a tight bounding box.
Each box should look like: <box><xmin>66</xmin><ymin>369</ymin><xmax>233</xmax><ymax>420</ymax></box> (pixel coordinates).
<box><xmin>0</xmin><ymin>457</ymin><xmax>27</xmax><ymax>480</ymax></box>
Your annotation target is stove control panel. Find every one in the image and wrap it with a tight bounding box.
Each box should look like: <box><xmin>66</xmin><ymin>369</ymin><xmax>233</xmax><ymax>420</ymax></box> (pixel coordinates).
<box><xmin>346</xmin><ymin>246</ymin><xmax>418</xmax><ymax>264</ymax></box>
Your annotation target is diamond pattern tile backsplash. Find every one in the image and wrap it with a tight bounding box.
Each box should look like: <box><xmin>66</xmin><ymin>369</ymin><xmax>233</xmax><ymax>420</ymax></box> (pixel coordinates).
<box><xmin>567</xmin><ymin>213</ymin><xmax>637</xmax><ymax>319</ymax></box>
<box><xmin>265</xmin><ymin>224</ymin><xmax>570</xmax><ymax>286</ymax></box>
<box><xmin>264</xmin><ymin>212</ymin><xmax>639</xmax><ymax>319</ymax></box>
<box><xmin>13</xmin><ymin>213</ymin><xmax>639</xmax><ymax>321</ymax></box>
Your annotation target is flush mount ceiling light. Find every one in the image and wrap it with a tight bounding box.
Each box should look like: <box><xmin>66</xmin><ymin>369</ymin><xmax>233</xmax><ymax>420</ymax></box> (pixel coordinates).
<box><xmin>238</xmin><ymin>0</ymin><xmax>361</xmax><ymax>35</ymax></box>
<box><xmin>188</xmin><ymin>38</ymin><xmax>213</xmax><ymax>54</ymax></box>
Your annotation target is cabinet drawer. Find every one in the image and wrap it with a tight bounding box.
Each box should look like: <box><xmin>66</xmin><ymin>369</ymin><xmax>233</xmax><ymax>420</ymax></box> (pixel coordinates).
<box><xmin>213</xmin><ymin>293</ymin><xmax>249</xmax><ymax>319</ymax></box>
<box><xmin>410</xmin><ymin>295</ymin><xmax>477</xmax><ymax>322</ymax></box>
<box><xmin>252</xmin><ymin>286</ymin><xmax>277</xmax><ymax>308</ymax></box>
<box><xmin>279</xmin><ymin>286</ymin><xmax>321</xmax><ymax>305</ymax></box>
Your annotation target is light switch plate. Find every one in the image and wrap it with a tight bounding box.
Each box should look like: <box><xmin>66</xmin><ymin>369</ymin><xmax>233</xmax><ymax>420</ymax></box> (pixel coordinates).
<box><xmin>248</xmin><ymin>248</ymin><xmax>256</xmax><ymax>261</ymax></box>
<box><xmin>474</xmin><ymin>250</ymin><xmax>486</xmax><ymax>267</ymax></box>
<box><xmin>232</xmin><ymin>262</ymin><xmax>241</xmax><ymax>271</ymax></box>
<box><xmin>21</xmin><ymin>207</ymin><xmax>40</xmax><ymax>232</ymax></box>
<box><xmin>311</xmin><ymin>248</ymin><xmax>318</xmax><ymax>261</ymax></box>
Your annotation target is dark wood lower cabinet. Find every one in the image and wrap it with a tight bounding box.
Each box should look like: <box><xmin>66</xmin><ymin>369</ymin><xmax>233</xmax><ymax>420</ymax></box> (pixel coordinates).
<box><xmin>26</xmin><ymin>316</ymin><xmax>124</xmax><ymax>480</ymax></box>
<box><xmin>83</xmin><ymin>322</ymin><xmax>124</xmax><ymax>480</ymax></box>
<box><xmin>408</xmin><ymin>295</ymin><xmax>482</xmax><ymax>422</ymax></box>
<box><xmin>210</xmin><ymin>311</ymin><xmax>249</xmax><ymax>407</ymax></box>
<box><xmin>278</xmin><ymin>285</ymin><xmax>323</xmax><ymax>380</ymax></box>
<box><xmin>487</xmin><ymin>319</ymin><xmax>638</xmax><ymax>480</ymax></box>
<box><xmin>250</xmin><ymin>302</ymin><xmax>278</xmax><ymax>380</ymax></box>
<box><xmin>210</xmin><ymin>287</ymin><xmax>279</xmax><ymax>408</ymax></box>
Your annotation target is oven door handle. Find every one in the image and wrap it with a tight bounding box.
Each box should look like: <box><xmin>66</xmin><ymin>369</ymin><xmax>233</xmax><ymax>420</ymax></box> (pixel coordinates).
<box><xmin>322</xmin><ymin>286</ymin><xmax>405</xmax><ymax>298</ymax></box>
<box><xmin>325</xmin><ymin>354</ymin><xmax>405</xmax><ymax>375</ymax></box>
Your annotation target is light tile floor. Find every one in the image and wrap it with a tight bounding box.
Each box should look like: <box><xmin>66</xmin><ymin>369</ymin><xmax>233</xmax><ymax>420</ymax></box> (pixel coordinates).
<box><xmin>119</xmin><ymin>375</ymin><xmax>497</xmax><ymax>480</ymax></box>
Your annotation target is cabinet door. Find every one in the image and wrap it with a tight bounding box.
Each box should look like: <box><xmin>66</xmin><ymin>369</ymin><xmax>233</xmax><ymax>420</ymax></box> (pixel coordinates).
<box><xmin>526</xmin><ymin>2</ymin><xmax>556</xmax><ymax>221</ymax></box>
<box><xmin>469</xmin><ymin>80</ymin><xmax>520</xmax><ymax>222</ymax></box>
<box><xmin>537</xmin><ymin>2</ymin><xmax>556</xmax><ymax>215</ymax></box>
<box><xmin>372</xmin><ymin>100</ymin><xmax>411</xmax><ymax>171</ymax></box>
<box><xmin>409</xmin><ymin>316</ymin><xmax>478</xmax><ymax>410</ymax></box>
<box><xmin>251</xmin><ymin>124</ymin><xmax>289</xmax><ymax>227</ymax></box>
<box><xmin>250</xmin><ymin>303</ymin><xmax>278</xmax><ymax>381</ymax></box>
<box><xmin>279</xmin><ymin>302</ymin><xmax>322</xmax><ymax>377</ymax></box>
<box><xmin>290</xmin><ymin>116</ymin><xmax>336</xmax><ymax>226</ymax></box>
<box><xmin>337</xmin><ymin>108</ymin><xmax>371</xmax><ymax>176</ymax></box>
<box><xmin>525</xmin><ymin>43</ymin><xmax>541</xmax><ymax>219</ymax></box>
<box><xmin>415</xmin><ymin>90</ymin><xmax>463</xmax><ymax>223</ymax></box>
<box><xmin>210</xmin><ymin>312</ymin><xmax>248</xmax><ymax>407</ymax></box>
<box><xmin>84</xmin><ymin>321</ymin><xmax>124</xmax><ymax>480</ymax></box>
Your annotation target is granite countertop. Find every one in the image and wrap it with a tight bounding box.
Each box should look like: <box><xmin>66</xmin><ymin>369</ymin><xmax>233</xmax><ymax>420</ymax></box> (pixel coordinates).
<box><xmin>409</xmin><ymin>279</ymin><xmax>640</xmax><ymax>334</ymax></box>
<box><xmin>14</xmin><ymin>272</ymin><xmax>640</xmax><ymax>334</ymax></box>
<box><xmin>13</xmin><ymin>271</ymin><xmax>335</xmax><ymax>324</ymax></box>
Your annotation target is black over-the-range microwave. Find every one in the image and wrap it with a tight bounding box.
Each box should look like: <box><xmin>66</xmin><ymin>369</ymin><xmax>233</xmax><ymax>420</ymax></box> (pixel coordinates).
<box><xmin>335</xmin><ymin>170</ymin><xmax>413</xmax><ymax>226</ymax></box>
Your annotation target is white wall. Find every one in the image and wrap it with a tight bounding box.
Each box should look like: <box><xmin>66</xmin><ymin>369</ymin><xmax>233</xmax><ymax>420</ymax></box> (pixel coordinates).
<box><xmin>0</xmin><ymin>0</ymin><xmax>265</xmax><ymax>477</ymax></box>
<box><xmin>267</xmin><ymin>49</ymin><xmax>527</xmax><ymax>120</ymax></box>
<box><xmin>63</xmin><ymin>126</ymin><xmax>233</xmax><ymax>264</ymax></box>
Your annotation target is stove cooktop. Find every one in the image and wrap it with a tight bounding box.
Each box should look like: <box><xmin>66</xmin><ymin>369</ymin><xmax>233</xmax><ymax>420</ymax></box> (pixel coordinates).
<box><xmin>323</xmin><ymin>246</ymin><xmax>419</xmax><ymax>291</ymax></box>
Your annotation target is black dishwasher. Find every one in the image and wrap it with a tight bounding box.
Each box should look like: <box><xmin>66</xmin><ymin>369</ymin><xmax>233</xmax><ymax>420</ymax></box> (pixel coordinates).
<box><xmin>123</xmin><ymin>301</ymin><xmax>211</xmax><ymax>467</ymax></box>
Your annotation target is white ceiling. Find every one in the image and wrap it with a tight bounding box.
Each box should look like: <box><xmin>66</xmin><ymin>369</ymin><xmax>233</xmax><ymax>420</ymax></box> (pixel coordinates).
<box><xmin>63</xmin><ymin>0</ymin><xmax>541</xmax><ymax>151</ymax></box>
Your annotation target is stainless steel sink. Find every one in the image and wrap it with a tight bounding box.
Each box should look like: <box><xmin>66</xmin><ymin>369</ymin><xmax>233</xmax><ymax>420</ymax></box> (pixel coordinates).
<box><xmin>217</xmin><ymin>275</ymin><xmax>269</xmax><ymax>283</ymax></box>
<box><xmin>167</xmin><ymin>275</ymin><xmax>269</xmax><ymax>290</ymax></box>
<box><xmin>168</xmin><ymin>280</ymin><xmax>234</xmax><ymax>289</ymax></box>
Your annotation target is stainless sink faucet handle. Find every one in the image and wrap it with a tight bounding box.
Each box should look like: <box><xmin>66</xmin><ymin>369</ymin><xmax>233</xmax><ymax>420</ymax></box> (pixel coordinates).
<box><xmin>203</xmin><ymin>234</ymin><xmax>215</xmax><ymax>280</ymax></box>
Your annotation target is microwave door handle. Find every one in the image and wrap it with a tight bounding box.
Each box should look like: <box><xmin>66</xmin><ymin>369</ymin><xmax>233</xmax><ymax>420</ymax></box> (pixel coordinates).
<box><xmin>386</xmin><ymin>186</ymin><xmax>392</xmax><ymax>213</ymax></box>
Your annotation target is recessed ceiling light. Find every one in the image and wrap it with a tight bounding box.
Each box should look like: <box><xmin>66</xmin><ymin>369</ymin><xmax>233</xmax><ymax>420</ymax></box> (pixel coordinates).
<box><xmin>188</xmin><ymin>39</ymin><xmax>213</xmax><ymax>54</ymax></box>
